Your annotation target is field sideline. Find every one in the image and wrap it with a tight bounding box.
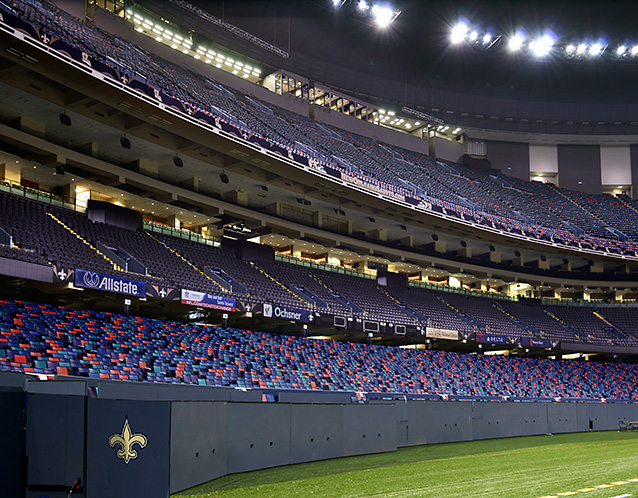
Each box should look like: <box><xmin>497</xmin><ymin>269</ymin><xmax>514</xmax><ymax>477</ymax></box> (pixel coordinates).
<box><xmin>172</xmin><ymin>431</ymin><xmax>638</xmax><ymax>497</ymax></box>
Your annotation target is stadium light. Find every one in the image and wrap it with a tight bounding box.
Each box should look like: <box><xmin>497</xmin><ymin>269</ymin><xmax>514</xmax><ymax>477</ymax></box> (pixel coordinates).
<box><xmin>565</xmin><ymin>44</ymin><xmax>576</xmax><ymax>55</ymax></box>
<box><xmin>508</xmin><ymin>33</ymin><xmax>525</xmax><ymax>51</ymax></box>
<box><xmin>616</xmin><ymin>45</ymin><xmax>627</xmax><ymax>56</ymax></box>
<box><xmin>358</xmin><ymin>0</ymin><xmax>369</xmax><ymax>12</ymax></box>
<box><xmin>469</xmin><ymin>30</ymin><xmax>478</xmax><ymax>42</ymax></box>
<box><xmin>483</xmin><ymin>33</ymin><xmax>492</xmax><ymax>45</ymax></box>
<box><xmin>372</xmin><ymin>5</ymin><xmax>400</xmax><ymax>27</ymax></box>
<box><xmin>589</xmin><ymin>43</ymin><xmax>603</xmax><ymax>56</ymax></box>
<box><xmin>529</xmin><ymin>33</ymin><xmax>554</xmax><ymax>57</ymax></box>
<box><xmin>632</xmin><ymin>45</ymin><xmax>638</xmax><ymax>56</ymax></box>
<box><xmin>451</xmin><ymin>22</ymin><xmax>469</xmax><ymax>44</ymax></box>
<box><xmin>576</xmin><ymin>43</ymin><xmax>587</xmax><ymax>55</ymax></box>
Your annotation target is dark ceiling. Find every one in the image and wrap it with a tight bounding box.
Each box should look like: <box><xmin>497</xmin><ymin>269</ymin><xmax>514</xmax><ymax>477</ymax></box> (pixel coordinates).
<box><xmin>138</xmin><ymin>0</ymin><xmax>638</xmax><ymax>132</ymax></box>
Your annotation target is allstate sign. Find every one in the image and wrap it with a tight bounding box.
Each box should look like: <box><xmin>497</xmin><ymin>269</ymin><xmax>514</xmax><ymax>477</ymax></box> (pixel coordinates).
<box><xmin>263</xmin><ymin>304</ymin><xmax>310</xmax><ymax>323</ymax></box>
<box><xmin>75</xmin><ymin>269</ymin><xmax>146</xmax><ymax>297</ymax></box>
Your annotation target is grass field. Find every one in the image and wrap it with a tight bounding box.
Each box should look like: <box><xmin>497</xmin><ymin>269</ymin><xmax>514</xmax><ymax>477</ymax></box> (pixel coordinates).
<box><xmin>172</xmin><ymin>431</ymin><xmax>638</xmax><ymax>498</ymax></box>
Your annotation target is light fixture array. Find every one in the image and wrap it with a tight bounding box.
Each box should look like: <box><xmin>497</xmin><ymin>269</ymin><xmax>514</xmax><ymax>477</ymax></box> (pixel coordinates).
<box><xmin>128</xmin><ymin>11</ymin><xmax>262</xmax><ymax>80</ymax></box>
<box><xmin>450</xmin><ymin>20</ymin><xmax>638</xmax><ymax>62</ymax></box>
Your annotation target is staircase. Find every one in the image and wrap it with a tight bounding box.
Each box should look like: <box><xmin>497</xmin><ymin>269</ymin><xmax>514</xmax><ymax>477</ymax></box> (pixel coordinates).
<box><xmin>437</xmin><ymin>295</ymin><xmax>483</xmax><ymax>330</ymax></box>
<box><xmin>47</xmin><ymin>213</ymin><xmax>120</xmax><ymax>271</ymax></box>
<box><xmin>147</xmin><ymin>233</ymin><xmax>226</xmax><ymax>293</ymax></box>
<box><xmin>492</xmin><ymin>301</ymin><xmax>542</xmax><ymax>337</ymax></box>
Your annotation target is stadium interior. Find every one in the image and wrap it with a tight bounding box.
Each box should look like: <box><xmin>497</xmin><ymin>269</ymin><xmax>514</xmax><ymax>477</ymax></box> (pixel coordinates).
<box><xmin>2</xmin><ymin>0</ymin><xmax>638</xmax><ymax>496</ymax></box>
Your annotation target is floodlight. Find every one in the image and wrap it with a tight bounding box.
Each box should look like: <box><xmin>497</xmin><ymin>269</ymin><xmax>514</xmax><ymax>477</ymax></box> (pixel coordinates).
<box><xmin>529</xmin><ymin>34</ymin><xmax>554</xmax><ymax>57</ymax></box>
<box><xmin>589</xmin><ymin>43</ymin><xmax>602</xmax><ymax>56</ymax></box>
<box><xmin>632</xmin><ymin>45</ymin><xmax>638</xmax><ymax>56</ymax></box>
<box><xmin>373</xmin><ymin>6</ymin><xmax>394</xmax><ymax>27</ymax></box>
<box><xmin>576</xmin><ymin>43</ymin><xmax>587</xmax><ymax>55</ymax></box>
<box><xmin>565</xmin><ymin>44</ymin><xmax>576</xmax><ymax>55</ymax></box>
<box><xmin>616</xmin><ymin>45</ymin><xmax>627</xmax><ymax>56</ymax></box>
<box><xmin>469</xmin><ymin>31</ymin><xmax>478</xmax><ymax>42</ymax></box>
<box><xmin>451</xmin><ymin>22</ymin><xmax>468</xmax><ymax>44</ymax></box>
<box><xmin>358</xmin><ymin>0</ymin><xmax>369</xmax><ymax>12</ymax></box>
<box><xmin>483</xmin><ymin>33</ymin><xmax>492</xmax><ymax>44</ymax></box>
<box><xmin>508</xmin><ymin>33</ymin><xmax>525</xmax><ymax>51</ymax></box>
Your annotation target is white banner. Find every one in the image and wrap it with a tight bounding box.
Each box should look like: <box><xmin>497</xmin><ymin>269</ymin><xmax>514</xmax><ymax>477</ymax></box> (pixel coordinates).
<box><xmin>426</xmin><ymin>327</ymin><xmax>459</xmax><ymax>341</ymax></box>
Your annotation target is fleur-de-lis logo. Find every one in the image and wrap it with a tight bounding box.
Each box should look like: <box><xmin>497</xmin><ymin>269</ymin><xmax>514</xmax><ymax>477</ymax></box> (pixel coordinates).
<box><xmin>108</xmin><ymin>417</ymin><xmax>147</xmax><ymax>465</ymax></box>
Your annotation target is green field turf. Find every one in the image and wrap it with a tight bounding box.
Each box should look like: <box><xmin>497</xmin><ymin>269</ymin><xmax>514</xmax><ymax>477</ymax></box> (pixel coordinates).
<box><xmin>172</xmin><ymin>431</ymin><xmax>638</xmax><ymax>498</ymax></box>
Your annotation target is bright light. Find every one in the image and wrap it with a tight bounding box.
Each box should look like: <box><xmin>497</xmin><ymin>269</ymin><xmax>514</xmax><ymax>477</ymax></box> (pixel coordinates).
<box><xmin>576</xmin><ymin>43</ymin><xmax>587</xmax><ymax>55</ymax></box>
<box><xmin>469</xmin><ymin>31</ymin><xmax>478</xmax><ymax>41</ymax></box>
<box><xmin>565</xmin><ymin>44</ymin><xmax>575</xmax><ymax>55</ymax></box>
<box><xmin>589</xmin><ymin>43</ymin><xmax>602</xmax><ymax>56</ymax></box>
<box><xmin>373</xmin><ymin>6</ymin><xmax>394</xmax><ymax>27</ymax></box>
<box><xmin>529</xmin><ymin>33</ymin><xmax>554</xmax><ymax>57</ymax></box>
<box><xmin>632</xmin><ymin>45</ymin><xmax>638</xmax><ymax>56</ymax></box>
<box><xmin>508</xmin><ymin>33</ymin><xmax>525</xmax><ymax>51</ymax></box>
<box><xmin>358</xmin><ymin>0</ymin><xmax>368</xmax><ymax>11</ymax></box>
<box><xmin>332</xmin><ymin>0</ymin><xmax>341</xmax><ymax>6</ymax></box>
<box><xmin>483</xmin><ymin>33</ymin><xmax>492</xmax><ymax>44</ymax></box>
<box><xmin>451</xmin><ymin>22</ymin><xmax>469</xmax><ymax>44</ymax></box>
<box><xmin>617</xmin><ymin>45</ymin><xmax>627</xmax><ymax>56</ymax></box>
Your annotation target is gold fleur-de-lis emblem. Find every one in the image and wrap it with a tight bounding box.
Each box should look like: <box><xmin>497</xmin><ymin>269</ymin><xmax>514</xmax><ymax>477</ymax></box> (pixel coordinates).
<box><xmin>108</xmin><ymin>417</ymin><xmax>147</xmax><ymax>465</ymax></box>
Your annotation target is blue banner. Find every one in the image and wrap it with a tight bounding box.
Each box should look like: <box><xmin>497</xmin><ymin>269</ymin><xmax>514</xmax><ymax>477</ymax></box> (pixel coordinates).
<box><xmin>521</xmin><ymin>337</ymin><xmax>552</xmax><ymax>349</ymax></box>
<box><xmin>181</xmin><ymin>289</ymin><xmax>236</xmax><ymax>311</ymax></box>
<box><xmin>476</xmin><ymin>333</ymin><xmax>507</xmax><ymax>345</ymax></box>
<box><xmin>75</xmin><ymin>269</ymin><xmax>146</xmax><ymax>297</ymax></box>
<box><xmin>263</xmin><ymin>303</ymin><xmax>310</xmax><ymax>323</ymax></box>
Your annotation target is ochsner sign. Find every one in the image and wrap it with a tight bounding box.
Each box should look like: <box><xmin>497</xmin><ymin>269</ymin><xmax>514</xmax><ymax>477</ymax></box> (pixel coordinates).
<box><xmin>75</xmin><ymin>269</ymin><xmax>146</xmax><ymax>297</ymax></box>
<box><xmin>263</xmin><ymin>304</ymin><xmax>310</xmax><ymax>323</ymax></box>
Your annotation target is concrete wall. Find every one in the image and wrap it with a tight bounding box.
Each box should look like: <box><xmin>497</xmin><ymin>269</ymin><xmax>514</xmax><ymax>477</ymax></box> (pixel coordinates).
<box><xmin>486</xmin><ymin>141</ymin><xmax>530</xmax><ymax>180</ymax></box>
<box><xmin>557</xmin><ymin>144</ymin><xmax>602</xmax><ymax>194</ymax></box>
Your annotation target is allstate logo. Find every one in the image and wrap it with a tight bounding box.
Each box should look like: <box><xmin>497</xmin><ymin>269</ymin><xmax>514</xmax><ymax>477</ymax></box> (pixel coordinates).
<box><xmin>83</xmin><ymin>272</ymin><xmax>100</xmax><ymax>288</ymax></box>
<box><xmin>263</xmin><ymin>303</ymin><xmax>273</xmax><ymax>318</ymax></box>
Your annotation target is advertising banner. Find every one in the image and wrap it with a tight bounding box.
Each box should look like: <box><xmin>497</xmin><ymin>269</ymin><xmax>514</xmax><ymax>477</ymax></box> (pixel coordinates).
<box><xmin>75</xmin><ymin>269</ymin><xmax>146</xmax><ymax>297</ymax></box>
<box><xmin>426</xmin><ymin>327</ymin><xmax>459</xmax><ymax>341</ymax></box>
<box><xmin>521</xmin><ymin>337</ymin><xmax>552</xmax><ymax>349</ymax></box>
<box><xmin>476</xmin><ymin>333</ymin><xmax>507</xmax><ymax>345</ymax></box>
<box><xmin>263</xmin><ymin>303</ymin><xmax>310</xmax><ymax>323</ymax></box>
<box><xmin>181</xmin><ymin>289</ymin><xmax>236</xmax><ymax>311</ymax></box>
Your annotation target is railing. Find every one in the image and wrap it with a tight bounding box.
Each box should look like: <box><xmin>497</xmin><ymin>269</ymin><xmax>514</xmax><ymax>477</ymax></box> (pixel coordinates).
<box><xmin>142</xmin><ymin>220</ymin><xmax>220</xmax><ymax>246</ymax></box>
<box><xmin>0</xmin><ymin>181</ymin><xmax>84</xmax><ymax>213</ymax></box>
<box><xmin>274</xmin><ymin>253</ymin><xmax>375</xmax><ymax>279</ymax></box>
<box><xmin>408</xmin><ymin>279</ymin><xmax>517</xmax><ymax>301</ymax></box>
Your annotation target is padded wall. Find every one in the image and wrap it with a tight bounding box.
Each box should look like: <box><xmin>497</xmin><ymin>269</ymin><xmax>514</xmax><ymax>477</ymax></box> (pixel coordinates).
<box><xmin>17</xmin><ymin>373</ymin><xmax>638</xmax><ymax>496</ymax></box>
<box><xmin>26</xmin><ymin>393</ymin><xmax>85</xmax><ymax>492</ymax></box>
<box><xmin>0</xmin><ymin>389</ymin><xmax>25</xmax><ymax>497</ymax></box>
<box><xmin>170</xmin><ymin>402</ymin><xmax>228</xmax><ymax>494</ymax></box>
<box><xmin>86</xmin><ymin>398</ymin><xmax>170</xmax><ymax>498</ymax></box>
<box><xmin>226</xmin><ymin>402</ymin><xmax>292</xmax><ymax>473</ymax></box>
